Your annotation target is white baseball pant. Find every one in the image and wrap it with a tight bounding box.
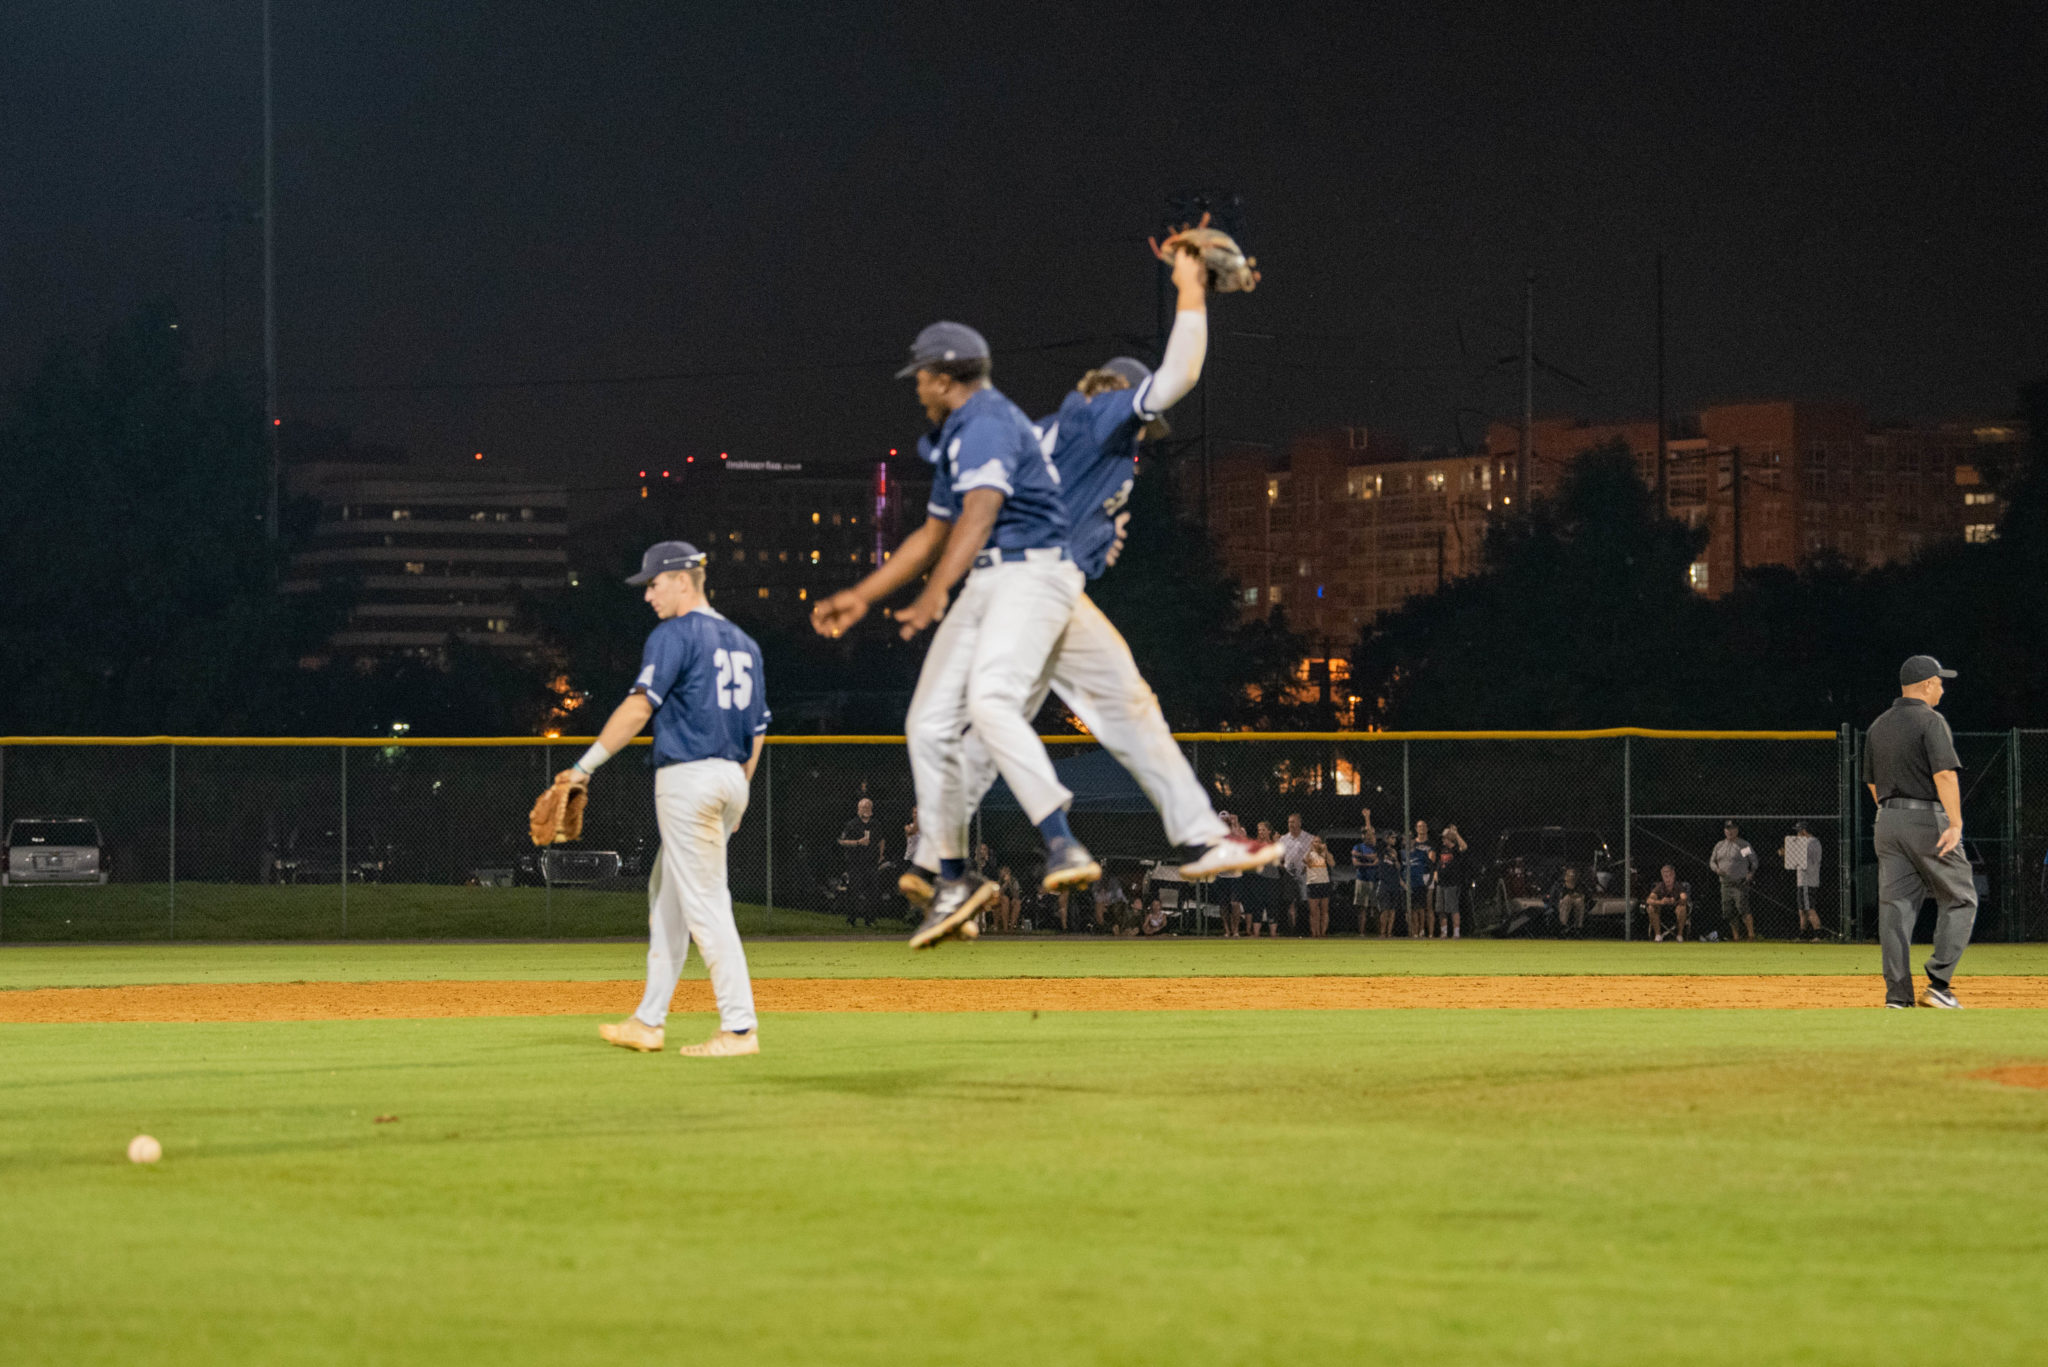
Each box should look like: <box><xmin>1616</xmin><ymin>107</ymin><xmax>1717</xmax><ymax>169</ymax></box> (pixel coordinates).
<box><xmin>938</xmin><ymin>592</ymin><xmax>1229</xmax><ymax>862</ymax></box>
<box><xmin>632</xmin><ymin>758</ymin><xmax>757</xmax><ymax>1034</ymax></box>
<box><xmin>906</xmin><ymin>555</ymin><xmax>1083</xmax><ymax>862</ymax></box>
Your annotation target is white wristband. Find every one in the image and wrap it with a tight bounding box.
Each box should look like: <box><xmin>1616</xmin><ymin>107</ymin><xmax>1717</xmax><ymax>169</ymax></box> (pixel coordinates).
<box><xmin>573</xmin><ymin>741</ymin><xmax>612</xmax><ymax>776</ymax></box>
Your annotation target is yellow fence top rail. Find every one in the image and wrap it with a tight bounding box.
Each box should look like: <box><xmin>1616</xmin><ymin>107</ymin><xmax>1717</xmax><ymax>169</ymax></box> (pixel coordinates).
<box><xmin>0</xmin><ymin>728</ymin><xmax>1839</xmax><ymax>746</ymax></box>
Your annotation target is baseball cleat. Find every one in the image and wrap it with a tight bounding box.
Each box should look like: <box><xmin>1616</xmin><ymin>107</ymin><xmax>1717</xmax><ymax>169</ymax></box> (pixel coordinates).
<box><xmin>678</xmin><ymin>1030</ymin><xmax>760</xmax><ymax>1058</ymax></box>
<box><xmin>898</xmin><ymin>868</ymin><xmax>936</xmax><ymax>912</ymax></box>
<box><xmin>1177</xmin><ymin>835</ymin><xmax>1283</xmax><ymax>882</ymax></box>
<box><xmin>1040</xmin><ymin>836</ymin><xmax>1101</xmax><ymax>892</ymax></box>
<box><xmin>598</xmin><ymin>1018</ymin><xmax>665</xmax><ymax>1052</ymax></box>
<box><xmin>1885</xmin><ymin>1002</ymin><xmax>1912</xmax><ymax>1009</ymax></box>
<box><xmin>909</xmin><ymin>875</ymin><xmax>997</xmax><ymax>949</ymax></box>
<box><xmin>1919</xmin><ymin>984</ymin><xmax>1963</xmax><ymax>1009</ymax></box>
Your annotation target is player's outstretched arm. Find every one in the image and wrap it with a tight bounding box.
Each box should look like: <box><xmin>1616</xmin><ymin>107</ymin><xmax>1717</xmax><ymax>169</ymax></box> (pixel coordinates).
<box><xmin>555</xmin><ymin>693</ymin><xmax>655</xmax><ymax>786</ymax></box>
<box><xmin>811</xmin><ymin>516</ymin><xmax>951</xmax><ymax>638</ymax></box>
<box><xmin>1141</xmin><ymin>244</ymin><xmax>1210</xmax><ymax>415</ymax></box>
<box><xmin>893</xmin><ymin>488</ymin><xmax>1000</xmax><ymax>639</ymax></box>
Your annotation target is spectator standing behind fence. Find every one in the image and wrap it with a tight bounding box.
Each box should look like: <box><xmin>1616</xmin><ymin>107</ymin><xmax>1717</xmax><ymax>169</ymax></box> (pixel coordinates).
<box><xmin>1304</xmin><ymin>837</ymin><xmax>1333</xmax><ymax>937</ymax></box>
<box><xmin>1644</xmin><ymin>864</ymin><xmax>1690</xmax><ymax>942</ymax></box>
<box><xmin>1351</xmin><ymin>829</ymin><xmax>1379</xmax><ymax>937</ymax></box>
<box><xmin>1781</xmin><ymin>822</ymin><xmax>1825</xmax><ymax>941</ymax></box>
<box><xmin>1377</xmin><ymin>833</ymin><xmax>1404</xmax><ymax>938</ymax></box>
<box><xmin>1216</xmin><ymin>812</ymin><xmax>1248</xmax><ymax>937</ymax></box>
<box><xmin>837</xmin><ymin>797</ymin><xmax>881</xmax><ymax>925</ymax></box>
<box><xmin>1248</xmin><ymin>821</ymin><xmax>1283</xmax><ymax>937</ymax></box>
<box><xmin>1433</xmin><ymin>824</ymin><xmax>1468</xmax><ymax>939</ymax></box>
<box><xmin>1279</xmin><ymin>814</ymin><xmax>1314</xmax><ymax>935</ymax></box>
<box><xmin>1404</xmin><ymin>822</ymin><xmax>1435</xmax><ymax>941</ymax></box>
<box><xmin>1710</xmin><ymin>820</ymin><xmax>1759</xmax><ymax>941</ymax></box>
<box><xmin>1555</xmin><ymin>865</ymin><xmax>1589</xmax><ymax>937</ymax></box>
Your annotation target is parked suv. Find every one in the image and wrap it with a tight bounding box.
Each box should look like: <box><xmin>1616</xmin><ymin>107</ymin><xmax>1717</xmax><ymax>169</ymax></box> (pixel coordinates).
<box><xmin>2</xmin><ymin>817</ymin><xmax>110</xmax><ymax>886</ymax></box>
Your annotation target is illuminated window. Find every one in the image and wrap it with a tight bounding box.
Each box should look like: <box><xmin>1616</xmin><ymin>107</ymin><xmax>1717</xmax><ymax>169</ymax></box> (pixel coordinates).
<box><xmin>811</xmin><ymin>512</ymin><xmax>821</xmax><ymax>524</ymax></box>
<box><xmin>403</xmin><ymin>562</ymin><xmax>426</xmax><ymax>575</ymax></box>
<box><xmin>1345</xmin><ymin>469</ymin><xmax>1380</xmax><ymax>500</ymax></box>
<box><xmin>730</xmin><ymin>530</ymin><xmax>742</xmax><ymax>543</ymax></box>
<box><xmin>484</xmin><ymin>618</ymin><xmax>511</xmax><ymax>633</ymax></box>
<box><xmin>1687</xmin><ymin>561</ymin><xmax>1710</xmax><ymax>592</ymax></box>
<box><xmin>779</xmin><ymin>550</ymin><xmax>789</xmax><ymax>562</ymax></box>
<box><xmin>1963</xmin><ymin>492</ymin><xmax>1995</xmax><ymax>506</ymax></box>
<box><xmin>519</xmin><ymin>508</ymin><xmax>534</xmax><ymax>521</ymax></box>
<box><xmin>391</xmin><ymin>508</ymin><xmax>411</xmax><ymax>520</ymax></box>
<box><xmin>832</xmin><ymin>513</ymin><xmax>843</xmax><ymax>527</ymax></box>
<box><xmin>1270</xmin><ymin>585</ymin><xmax>1285</xmax><ymax>606</ymax></box>
<box><xmin>1425</xmin><ymin>470</ymin><xmax>1446</xmax><ymax>491</ymax></box>
<box><xmin>1244</xmin><ymin>587</ymin><xmax>1259</xmax><ymax>604</ymax></box>
<box><xmin>809</xmin><ymin>549</ymin><xmax>820</xmax><ymax>563</ymax></box>
<box><xmin>798</xmin><ymin>587</ymin><xmax>808</xmax><ymax>601</ymax></box>
<box><xmin>1965</xmin><ymin>523</ymin><xmax>1998</xmax><ymax>543</ymax></box>
<box><xmin>757</xmin><ymin>587</ymin><xmax>772</xmax><ymax>598</ymax></box>
<box><xmin>1266</xmin><ymin>478</ymin><xmax>1281</xmax><ymax>503</ymax></box>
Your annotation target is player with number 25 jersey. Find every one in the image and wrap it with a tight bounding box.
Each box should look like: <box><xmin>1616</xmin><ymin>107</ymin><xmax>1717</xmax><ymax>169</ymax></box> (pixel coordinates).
<box><xmin>633</xmin><ymin>600</ymin><xmax>772</xmax><ymax>765</ymax></box>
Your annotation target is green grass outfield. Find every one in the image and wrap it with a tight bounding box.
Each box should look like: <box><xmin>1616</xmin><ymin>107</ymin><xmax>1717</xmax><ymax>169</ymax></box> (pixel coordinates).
<box><xmin>3</xmin><ymin>943</ymin><xmax>2045</xmax><ymax>1366</ymax></box>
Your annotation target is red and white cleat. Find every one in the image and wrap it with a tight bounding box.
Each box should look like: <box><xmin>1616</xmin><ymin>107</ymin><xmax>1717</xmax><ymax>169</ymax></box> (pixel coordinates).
<box><xmin>1178</xmin><ymin>836</ymin><xmax>1284</xmax><ymax>882</ymax></box>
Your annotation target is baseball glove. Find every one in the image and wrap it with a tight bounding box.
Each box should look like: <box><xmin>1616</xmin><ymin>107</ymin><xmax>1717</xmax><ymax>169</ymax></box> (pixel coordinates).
<box><xmin>1154</xmin><ymin>216</ymin><xmax>1260</xmax><ymax>293</ymax></box>
<box><xmin>529</xmin><ymin>778</ymin><xmax>587</xmax><ymax>847</ymax></box>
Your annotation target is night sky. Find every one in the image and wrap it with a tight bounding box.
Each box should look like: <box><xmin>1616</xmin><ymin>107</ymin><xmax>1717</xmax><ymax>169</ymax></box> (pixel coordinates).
<box><xmin>5</xmin><ymin>1</ymin><xmax>2044</xmax><ymax>501</ymax></box>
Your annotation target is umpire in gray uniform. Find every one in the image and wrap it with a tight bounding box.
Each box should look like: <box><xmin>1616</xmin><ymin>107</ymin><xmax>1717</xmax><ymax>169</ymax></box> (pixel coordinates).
<box><xmin>1864</xmin><ymin>655</ymin><xmax>1975</xmax><ymax>1008</ymax></box>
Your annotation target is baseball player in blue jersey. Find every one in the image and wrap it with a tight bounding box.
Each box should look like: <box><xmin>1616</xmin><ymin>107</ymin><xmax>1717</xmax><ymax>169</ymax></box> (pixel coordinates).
<box><xmin>561</xmin><ymin>540</ymin><xmax>770</xmax><ymax>1058</ymax></box>
<box><xmin>811</xmin><ymin>323</ymin><xmax>1099</xmax><ymax>949</ymax></box>
<box><xmin>895</xmin><ymin>238</ymin><xmax>1282</xmax><ymax>907</ymax></box>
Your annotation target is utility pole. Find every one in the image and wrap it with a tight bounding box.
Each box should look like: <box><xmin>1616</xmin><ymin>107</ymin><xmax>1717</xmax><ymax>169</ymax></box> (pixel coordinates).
<box><xmin>263</xmin><ymin>0</ymin><xmax>280</xmax><ymax>542</ymax></box>
<box><xmin>1654</xmin><ymin>253</ymin><xmax>1668</xmax><ymax>513</ymax></box>
<box><xmin>1518</xmin><ymin>270</ymin><xmax>1533</xmax><ymax>509</ymax></box>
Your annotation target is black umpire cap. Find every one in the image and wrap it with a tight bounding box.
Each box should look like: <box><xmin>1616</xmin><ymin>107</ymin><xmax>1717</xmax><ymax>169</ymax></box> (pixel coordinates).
<box><xmin>625</xmin><ymin>540</ymin><xmax>707</xmax><ymax>585</ymax></box>
<box><xmin>1899</xmin><ymin>655</ymin><xmax>1958</xmax><ymax>686</ymax></box>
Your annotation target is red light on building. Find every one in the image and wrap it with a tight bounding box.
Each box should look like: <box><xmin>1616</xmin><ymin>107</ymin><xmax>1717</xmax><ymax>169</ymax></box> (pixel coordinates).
<box><xmin>474</xmin><ymin>452</ymin><xmax>483</xmax><ymax>461</ymax></box>
<box><xmin>638</xmin><ymin>470</ymin><xmax>646</xmax><ymax>478</ymax></box>
<box><xmin>719</xmin><ymin>451</ymin><xmax>728</xmax><ymax>460</ymax></box>
<box><xmin>888</xmin><ymin>448</ymin><xmax>897</xmax><ymax>456</ymax></box>
<box><xmin>662</xmin><ymin>470</ymin><xmax>670</xmax><ymax>478</ymax></box>
<box><xmin>272</xmin><ymin>417</ymin><xmax>282</xmax><ymax>426</ymax></box>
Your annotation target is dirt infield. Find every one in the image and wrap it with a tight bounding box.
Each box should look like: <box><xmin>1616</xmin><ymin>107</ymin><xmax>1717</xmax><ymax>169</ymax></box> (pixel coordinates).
<box><xmin>1973</xmin><ymin>1064</ymin><xmax>2048</xmax><ymax>1089</ymax></box>
<box><xmin>5</xmin><ymin>974</ymin><xmax>2048</xmax><ymax>1022</ymax></box>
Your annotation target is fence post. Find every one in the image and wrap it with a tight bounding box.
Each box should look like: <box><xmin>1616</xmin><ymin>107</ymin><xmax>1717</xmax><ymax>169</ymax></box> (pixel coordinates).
<box><xmin>1401</xmin><ymin>740</ymin><xmax>1412</xmax><ymax>927</ymax></box>
<box><xmin>764</xmin><ymin>742</ymin><xmax>773</xmax><ymax>932</ymax></box>
<box><xmin>339</xmin><ymin>745</ymin><xmax>348</xmax><ymax>939</ymax></box>
<box><xmin>2008</xmin><ymin>728</ymin><xmax>2022</xmax><ymax>943</ymax></box>
<box><xmin>168</xmin><ymin>744</ymin><xmax>177</xmax><ymax>940</ymax></box>
<box><xmin>1622</xmin><ymin>735</ymin><xmax>1632</xmax><ymax>942</ymax></box>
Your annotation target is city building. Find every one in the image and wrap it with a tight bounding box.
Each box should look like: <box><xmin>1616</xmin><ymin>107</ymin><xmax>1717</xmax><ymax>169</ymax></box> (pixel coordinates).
<box><xmin>283</xmin><ymin>443</ymin><xmax>569</xmax><ymax>660</ymax></box>
<box><xmin>1205</xmin><ymin>403</ymin><xmax>2026</xmax><ymax>639</ymax></box>
<box><xmin>615</xmin><ymin>455</ymin><xmax>932</xmax><ymax>623</ymax></box>
<box><xmin>1204</xmin><ymin>426</ymin><xmax>1501</xmax><ymax>642</ymax></box>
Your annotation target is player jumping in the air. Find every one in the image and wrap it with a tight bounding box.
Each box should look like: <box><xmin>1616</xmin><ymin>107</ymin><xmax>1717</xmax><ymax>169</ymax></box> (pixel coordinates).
<box><xmin>559</xmin><ymin>540</ymin><xmax>769</xmax><ymax>1057</ymax></box>
<box><xmin>897</xmin><ymin>229</ymin><xmax>1281</xmax><ymax>910</ymax></box>
<box><xmin>810</xmin><ymin>324</ymin><xmax>1098</xmax><ymax>949</ymax></box>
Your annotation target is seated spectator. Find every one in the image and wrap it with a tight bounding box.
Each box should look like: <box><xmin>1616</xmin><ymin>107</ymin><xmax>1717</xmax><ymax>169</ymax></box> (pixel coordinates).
<box><xmin>1140</xmin><ymin>899</ymin><xmax>1171</xmax><ymax>937</ymax></box>
<box><xmin>1094</xmin><ymin>873</ymin><xmax>1133</xmax><ymax>934</ymax></box>
<box><xmin>1555</xmin><ymin>865</ymin><xmax>1589</xmax><ymax>937</ymax></box>
<box><xmin>1433</xmin><ymin>824</ymin><xmax>1469</xmax><ymax>939</ymax></box>
<box><xmin>1644</xmin><ymin>864</ymin><xmax>1690</xmax><ymax>943</ymax></box>
<box><xmin>1304</xmin><ymin>836</ymin><xmax>1334</xmax><ymax>937</ymax></box>
<box><xmin>1350</xmin><ymin>832</ymin><xmax>1380</xmax><ymax>937</ymax></box>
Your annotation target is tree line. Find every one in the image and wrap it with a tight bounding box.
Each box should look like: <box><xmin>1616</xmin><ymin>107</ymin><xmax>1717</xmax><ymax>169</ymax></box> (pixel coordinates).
<box><xmin>2</xmin><ymin>311</ymin><xmax>2039</xmax><ymax>737</ymax></box>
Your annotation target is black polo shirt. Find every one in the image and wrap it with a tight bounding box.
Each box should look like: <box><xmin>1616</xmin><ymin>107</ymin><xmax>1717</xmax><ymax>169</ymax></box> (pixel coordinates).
<box><xmin>1862</xmin><ymin>697</ymin><xmax>1963</xmax><ymax>801</ymax></box>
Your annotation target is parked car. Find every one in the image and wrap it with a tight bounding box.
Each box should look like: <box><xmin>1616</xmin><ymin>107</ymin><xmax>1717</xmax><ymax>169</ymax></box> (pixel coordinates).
<box><xmin>3</xmin><ymin>817</ymin><xmax>110</xmax><ymax>886</ymax></box>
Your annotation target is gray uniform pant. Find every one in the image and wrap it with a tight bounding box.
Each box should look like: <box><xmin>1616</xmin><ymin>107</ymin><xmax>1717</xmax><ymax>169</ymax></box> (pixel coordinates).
<box><xmin>1874</xmin><ymin>806</ymin><xmax>1977</xmax><ymax>1005</ymax></box>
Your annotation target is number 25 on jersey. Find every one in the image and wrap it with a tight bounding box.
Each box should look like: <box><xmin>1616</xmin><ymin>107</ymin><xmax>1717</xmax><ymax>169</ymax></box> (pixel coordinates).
<box><xmin>713</xmin><ymin>649</ymin><xmax>754</xmax><ymax>710</ymax></box>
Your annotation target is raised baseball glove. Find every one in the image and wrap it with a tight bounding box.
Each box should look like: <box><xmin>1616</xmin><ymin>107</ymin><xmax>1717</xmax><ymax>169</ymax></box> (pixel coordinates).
<box><xmin>529</xmin><ymin>777</ymin><xmax>587</xmax><ymax>847</ymax></box>
<box><xmin>1153</xmin><ymin>215</ymin><xmax>1260</xmax><ymax>293</ymax></box>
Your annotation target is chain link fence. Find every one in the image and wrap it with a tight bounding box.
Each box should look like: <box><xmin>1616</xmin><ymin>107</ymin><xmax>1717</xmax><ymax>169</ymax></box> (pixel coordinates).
<box><xmin>0</xmin><ymin>732</ymin><xmax>2039</xmax><ymax>943</ymax></box>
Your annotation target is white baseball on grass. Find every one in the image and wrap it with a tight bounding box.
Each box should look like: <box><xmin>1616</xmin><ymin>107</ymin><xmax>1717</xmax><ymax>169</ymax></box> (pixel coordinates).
<box><xmin>127</xmin><ymin>1134</ymin><xmax>162</xmax><ymax>1164</ymax></box>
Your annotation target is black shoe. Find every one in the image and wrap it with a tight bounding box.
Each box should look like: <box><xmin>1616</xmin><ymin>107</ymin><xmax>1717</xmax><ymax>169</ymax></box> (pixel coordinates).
<box><xmin>909</xmin><ymin>875</ymin><xmax>996</xmax><ymax>950</ymax></box>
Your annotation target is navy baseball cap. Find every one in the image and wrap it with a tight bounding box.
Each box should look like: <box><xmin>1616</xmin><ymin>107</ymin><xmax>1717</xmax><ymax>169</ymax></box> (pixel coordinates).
<box><xmin>1100</xmin><ymin>356</ymin><xmax>1152</xmax><ymax>387</ymax></box>
<box><xmin>894</xmin><ymin>321</ymin><xmax>990</xmax><ymax>379</ymax></box>
<box><xmin>625</xmin><ymin>540</ymin><xmax>707</xmax><ymax>585</ymax></box>
<box><xmin>1900</xmin><ymin>655</ymin><xmax>1958</xmax><ymax>685</ymax></box>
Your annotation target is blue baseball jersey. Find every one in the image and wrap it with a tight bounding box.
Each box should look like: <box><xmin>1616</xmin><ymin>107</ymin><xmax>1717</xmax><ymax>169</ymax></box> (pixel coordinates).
<box><xmin>629</xmin><ymin>607</ymin><xmax>771</xmax><ymax>767</ymax></box>
<box><xmin>1033</xmin><ymin>379</ymin><xmax>1160</xmax><ymax>579</ymax></box>
<box><xmin>918</xmin><ymin>387</ymin><xmax>1069</xmax><ymax>553</ymax></box>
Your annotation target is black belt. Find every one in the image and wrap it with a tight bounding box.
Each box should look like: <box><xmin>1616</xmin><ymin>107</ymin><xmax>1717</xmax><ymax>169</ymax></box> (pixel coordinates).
<box><xmin>1880</xmin><ymin>797</ymin><xmax>1940</xmax><ymax>811</ymax></box>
